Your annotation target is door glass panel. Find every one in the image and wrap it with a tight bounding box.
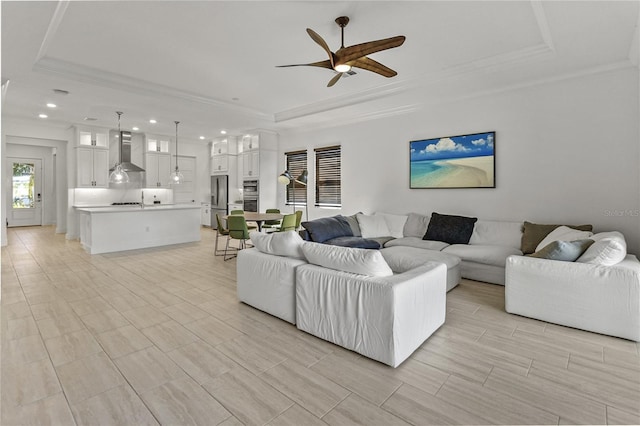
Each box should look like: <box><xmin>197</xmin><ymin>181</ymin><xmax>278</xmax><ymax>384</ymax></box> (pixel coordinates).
<box><xmin>12</xmin><ymin>162</ymin><xmax>35</xmax><ymax>208</ymax></box>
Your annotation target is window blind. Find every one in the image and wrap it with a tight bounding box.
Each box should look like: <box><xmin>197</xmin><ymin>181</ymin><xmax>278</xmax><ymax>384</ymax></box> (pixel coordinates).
<box><xmin>284</xmin><ymin>150</ymin><xmax>307</xmax><ymax>205</ymax></box>
<box><xmin>315</xmin><ymin>145</ymin><xmax>341</xmax><ymax>207</ymax></box>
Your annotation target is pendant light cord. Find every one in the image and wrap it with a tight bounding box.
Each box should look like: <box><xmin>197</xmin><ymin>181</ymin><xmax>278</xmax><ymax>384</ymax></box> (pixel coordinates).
<box><xmin>174</xmin><ymin>121</ymin><xmax>180</xmax><ymax>172</ymax></box>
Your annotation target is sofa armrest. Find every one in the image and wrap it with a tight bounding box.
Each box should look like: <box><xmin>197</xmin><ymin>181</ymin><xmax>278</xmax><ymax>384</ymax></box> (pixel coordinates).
<box><xmin>295</xmin><ymin>262</ymin><xmax>447</xmax><ymax>366</ymax></box>
<box><xmin>505</xmin><ymin>254</ymin><xmax>640</xmax><ymax>341</ymax></box>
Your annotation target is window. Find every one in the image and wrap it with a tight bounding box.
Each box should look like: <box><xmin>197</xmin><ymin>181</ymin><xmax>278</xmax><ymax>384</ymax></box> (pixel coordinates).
<box><xmin>284</xmin><ymin>150</ymin><xmax>307</xmax><ymax>205</ymax></box>
<box><xmin>315</xmin><ymin>145</ymin><xmax>341</xmax><ymax>207</ymax></box>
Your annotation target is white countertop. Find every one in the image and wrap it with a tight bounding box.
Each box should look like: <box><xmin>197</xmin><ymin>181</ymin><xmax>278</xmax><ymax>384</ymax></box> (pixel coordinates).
<box><xmin>75</xmin><ymin>204</ymin><xmax>201</xmax><ymax>213</ymax></box>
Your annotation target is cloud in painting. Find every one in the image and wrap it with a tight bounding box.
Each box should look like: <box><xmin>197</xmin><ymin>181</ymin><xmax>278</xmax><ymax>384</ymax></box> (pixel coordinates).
<box><xmin>423</xmin><ymin>137</ymin><xmax>468</xmax><ymax>154</ymax></box>
<box><xmin>471</xmin><ymin>138</ymin><xmax>486</xmax><ymax>146</ymax></box>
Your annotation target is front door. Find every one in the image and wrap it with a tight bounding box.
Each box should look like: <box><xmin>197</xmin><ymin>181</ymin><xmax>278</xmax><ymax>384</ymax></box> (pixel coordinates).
<box><xmin>8</xmin><ymin>158</ymin><xmax>42</xmax><ymax>227</ymax></box>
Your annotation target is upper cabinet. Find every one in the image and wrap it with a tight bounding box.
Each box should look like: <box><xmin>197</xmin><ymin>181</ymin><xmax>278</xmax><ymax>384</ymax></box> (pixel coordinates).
<box><xmin>146</xmin><ymin>135</ymin><xmax>170</xmax><ymax>153</ymax></box>
<box><xmin>77</xmin><ymin>126</ymin><xmax>109</xmax><ymax>148</ymax></box>
<box><xmin>75</xmin><ymin>126</ymin><xmax>110</xmax><ymax>188</ymax></box>
<box><xmin>76</xmin><ymin>147</ymin><xmax>109</xmax><ymax>187</ymax></box>
<box><xmin>241</xmin><ymin>134</ymin><xmax>260</xmax><ymax>152</ymax></box>
<box><xmin>211</xmin><ymin>137</ymin><xmax>237</xmax><ymax>175</ymax></box>
<box><xmin>145</xmin><ymin>152</ymin><xmax>171</xmax><ymax>188</ymax></box>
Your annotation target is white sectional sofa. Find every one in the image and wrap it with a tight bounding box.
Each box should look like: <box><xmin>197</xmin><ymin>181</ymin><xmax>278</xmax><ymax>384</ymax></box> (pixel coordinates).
<box><xmin>237</xmin><ymin>213</ymin><xmax>640</xmax><ymax>367</ymax></box>
<box><xmin>237</xmin><ymin>233</ymin><xmax>448</xmax><ymax>366</ymax></box>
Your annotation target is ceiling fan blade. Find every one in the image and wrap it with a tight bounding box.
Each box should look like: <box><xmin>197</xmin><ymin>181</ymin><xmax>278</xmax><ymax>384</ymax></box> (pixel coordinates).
<box><xmin>306</xmin><ymin>28</ymin><xmax>336</xmax><ymax>68</ymax></box>
<box><xmin>276</xmin><ymin>60</ymin><xmax>333</xmax><ymax>69</ymax></box>
<box><xmin>350</xmin><ymin>56</ymin><xmax>397</xmax><ymax>78</ymax></box>
<box><xmin>327</xmin><ymin>72</ymin><xmax>344</xmax><ymax>87</ymax></box>
<box><xmin>336</xmin><ymin>35</ymin><xmax>405</xmax><ymax>65</ymax></box>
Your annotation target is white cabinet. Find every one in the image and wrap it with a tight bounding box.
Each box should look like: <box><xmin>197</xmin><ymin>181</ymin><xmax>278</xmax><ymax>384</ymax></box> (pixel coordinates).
<box><xmin>145</xmin><ymin>152</ymin><xmax>171</xmax><ymax>188</ymax></box>
<box><xmin>211</xmin><ymin>138</ymin><xmax>235</xmax><ymax>175</ymax></box>
<box><xmin>212</xmin><ymin>155</ymin><xmax>228</xmax><ymax>173</ymax></box>
<box><xmin>77</xmin><ymin>147</ymin><xmax>109</xmax><ymax>187</ymax></box>
<box><xmin>241</xmin><ymin>134</ymin><xmax>260</xmax><ymax>152</ymax></box>
<box><xmin>201</xmin><ymin>203</ymin><xmax>211</xmax><ymax>226</ymax></box>
<box><xmin>242</xmin><ymin>151</ymin><xmax>260</xmax><ymax>178</ymax></box>
<box><xmin>78</xmin><ymin>127</ymin><xmax>109</xmax><ymax>148</ymax></box>
<box><xmin>212</xmin><ymin>139</ymin><xmax>228</xmax><ymax>155</ymax></box>
<box><xmin>146</xmin><ymin>136</ymin><xmax>170</xmax><ymax>153</ymax></box>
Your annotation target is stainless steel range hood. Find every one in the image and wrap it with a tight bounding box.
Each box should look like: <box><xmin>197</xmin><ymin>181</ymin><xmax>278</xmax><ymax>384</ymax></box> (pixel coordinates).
<box><xmin>110</xmin><ymin>131</ymin><xmax>145</xmax><ymax>172</ymax></box>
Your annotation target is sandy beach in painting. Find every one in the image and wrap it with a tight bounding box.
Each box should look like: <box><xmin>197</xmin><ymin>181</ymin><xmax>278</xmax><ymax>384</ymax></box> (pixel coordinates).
<box><xmin>411</xmin><ymin>155</ymin><xmax>494</xmax><ymax>188</ymax></box>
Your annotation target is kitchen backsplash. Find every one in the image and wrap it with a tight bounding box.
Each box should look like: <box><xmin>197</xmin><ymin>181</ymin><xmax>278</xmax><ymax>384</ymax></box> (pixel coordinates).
<box><xmin>73</xmin><ymin>187</ymin><xmax>174</xmax><ymax>206</ymax></box>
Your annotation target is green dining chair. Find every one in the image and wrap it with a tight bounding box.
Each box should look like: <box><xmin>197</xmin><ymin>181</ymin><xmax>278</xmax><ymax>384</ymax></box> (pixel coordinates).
<box><xmin>262</xmin><ymin>208</ymin><xmax>281</xmax><ymax>232</ymax></box>
<box><xmin>224</xmin><ymin>215</ymin><xmax>252</xmax><ymax>261</ymax></box>
<box><xmin>229</xmin><ymin>209</ymin><xmax>257</xmax><ymax>230</ymax></box>
<box><xmin>278</xmin><ymin>213</ymin><xmax>297</xmax><ymax>232</ymax></box>
<box><xmin>214</xmin><ymin>213</ymin><xmax>232</xmax><ymax>257</ymax></box>
<box><xmin>294</xmin><ymin>210</ymin><xmax>303</xmax><ymax>230</ymax></box>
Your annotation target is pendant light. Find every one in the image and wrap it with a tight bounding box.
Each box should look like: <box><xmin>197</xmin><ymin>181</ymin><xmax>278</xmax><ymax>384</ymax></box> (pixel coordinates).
<box><xmin>109</xmin><ymin>111</ymin><xmax>130</xmax><ymax>184</ymax></box>
<box><xmin>169</xmin><ymin>120</ymin><xmax>184</xmax><ymax>184</ymax></box>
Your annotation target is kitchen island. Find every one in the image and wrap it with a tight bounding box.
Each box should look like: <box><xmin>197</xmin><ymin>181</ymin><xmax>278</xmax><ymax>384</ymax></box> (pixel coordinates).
<box><xmin>75</xmin><ymin>204</ymin><xmax>201</xmax><ymax>254</ymax></box>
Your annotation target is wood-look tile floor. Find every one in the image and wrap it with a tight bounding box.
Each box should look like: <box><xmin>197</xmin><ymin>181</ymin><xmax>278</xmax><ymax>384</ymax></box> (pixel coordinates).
<box><xmin>2</xmin><ymin>226</ymin><xmax>639</xmax><ymax>425</ymax></box>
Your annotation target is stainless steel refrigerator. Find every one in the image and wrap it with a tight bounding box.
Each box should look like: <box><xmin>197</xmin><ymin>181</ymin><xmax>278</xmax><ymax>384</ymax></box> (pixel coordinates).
<box><xmin>211</xmin><ymin>175</ymin><xmax>228</xmax><ymax>229</ymax></box>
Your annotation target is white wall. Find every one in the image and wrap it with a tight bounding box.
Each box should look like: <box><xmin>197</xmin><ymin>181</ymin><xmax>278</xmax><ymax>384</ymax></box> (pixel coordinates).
<box><xmin>278</xmin><ymin>67</ymin><xmax>640</xmax><ymax>254</ymax></box>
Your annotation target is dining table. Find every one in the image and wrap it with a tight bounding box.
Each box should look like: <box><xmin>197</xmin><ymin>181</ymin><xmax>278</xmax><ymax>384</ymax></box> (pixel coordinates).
<box><xmin>225</xmin><ymin>212</ymin><xmax>283</xmax><ymax>232</ymax></box>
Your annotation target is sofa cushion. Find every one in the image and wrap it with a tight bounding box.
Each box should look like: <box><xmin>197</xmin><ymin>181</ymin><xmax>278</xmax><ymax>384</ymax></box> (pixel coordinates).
<box><xmin>443</xmin><ymin>244</ymin><xmax>523</xmax><ymax>267</ymax></box>
<box><xmin>424</xmin><ymin>212</ymin><xmax>478</xmax><ymax>245</ymax></box>
<box><xmin>381</xmin><ymin>246</ymin><xmax>461</xmax><ymax>273</ymax></box>
<box><xmin>384</xmin><ymin>237</ymin><xmax>450</xmax><ymax>251</ymax></box>
<box><xmin>521</xmin><ymin>221</ymin><xmax>593</xmax><ymax>254</ymax></box>
<box><xmin>357</xmin><ymin>214</ymin><xmax>391</xmax><ymax>238</ymax></box>
<box><xmin>528</xmin><ymin>239</ymin><xmax>595</xmax><ymax>262</ymax></box>
<box><xmin>469</xmin><ymin>220</ymin><xmax>523</xmax><ymax>250</ymax></box>
<box><xmin>324</xmin><ymin>236</ymin><xmax>381</xmax><ymax>249</ymax></box>
<box><xmin>374</xmin><ymin>212</ymin><xmax>408</xmax><ymax>238</ymax></box>
<box><xmin>535</xmin><ymin>226</ymin><xmax>594</xmax><ymax>252</ymax></box>
<box><xmin>403</xmin><ymin>212</ymin><xmax>431</xmax><ymax>238</ymax></box>
<box><xmin>576</xmin><ymin>231</ymin><xmax>627</xmax><ymax>266</ymax></box>
<box><xmin>343</xmin><ymin>213</ymin><xmax>362</xmax><ymax>237</ymax></box>
<box><xmin>302</xmin><ymin>215</ymin><xmax>353</xmax><ymax>243</ymax></box>
<box><xmin>250</xmin><ymin>230</ymin><xmax>305</xmax><ymax>259</ymax></box>
<box><xmin>301</xmin><ymin>242</ymin><xmax>393</xmax><ymax>277</ymax></box>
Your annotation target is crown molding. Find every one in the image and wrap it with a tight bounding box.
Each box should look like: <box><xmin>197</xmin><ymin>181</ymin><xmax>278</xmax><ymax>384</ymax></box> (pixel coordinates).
<box><xmin>33</xmin><ymin>57</ymin><xmax>273</xmax><ymax>121</ymax></box>
<box><xmin>35</xmin><ymin>0</ymin><xmax>70</xmax><ymax>64</ymax></box>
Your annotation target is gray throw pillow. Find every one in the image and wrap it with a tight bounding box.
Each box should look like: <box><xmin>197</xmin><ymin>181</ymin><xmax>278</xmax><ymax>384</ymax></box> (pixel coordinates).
<box><xmin>403</xmin><ymin>212</ymin><xmax>431</xmax><ymax>238</ymax></box>
<box><xmin>521</xmin><ymin>221</ymin><xmax>593</xmax><ymax>254</ymax></box>
<box><xmin>527</xmin><ymin>239</ymin><xmax>594</xmax><ymax>262</ymax></box>
<box><xmin>343</xmin><ymin>212</ymin><xmax>362</xmax><ymax>237</ymax></box>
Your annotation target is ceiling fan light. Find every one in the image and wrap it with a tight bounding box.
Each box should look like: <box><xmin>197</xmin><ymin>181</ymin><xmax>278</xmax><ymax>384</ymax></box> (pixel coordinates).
<box><xmin>334</xmin><ymin>64</ymin><xmax>351</xmax><ymax>73</ymax></box>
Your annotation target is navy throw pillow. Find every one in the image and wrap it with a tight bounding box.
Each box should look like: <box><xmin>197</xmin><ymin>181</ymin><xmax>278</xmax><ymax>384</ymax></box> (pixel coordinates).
<box><xmin>423</xmin><ymin>212</ymin><xmax>478</xmax><ymax>245</ymax></box>
<box><xmin>301</xmin><ymin>215</ymin><xmax>353</xmax><ymax>243</ymax></box>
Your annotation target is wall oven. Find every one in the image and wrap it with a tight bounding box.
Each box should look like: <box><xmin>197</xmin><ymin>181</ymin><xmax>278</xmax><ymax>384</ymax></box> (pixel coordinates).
<box><xmin>243</xmin><ymin>180</ymin><xmax>259</xmax><ymax>212</ymax></box>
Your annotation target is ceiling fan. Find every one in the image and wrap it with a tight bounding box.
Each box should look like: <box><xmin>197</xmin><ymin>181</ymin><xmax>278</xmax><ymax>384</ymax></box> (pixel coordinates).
<box><xmin>278</xmin><ymin>16</ymin><xmax>406</xmax><ymax>87</ymax></box>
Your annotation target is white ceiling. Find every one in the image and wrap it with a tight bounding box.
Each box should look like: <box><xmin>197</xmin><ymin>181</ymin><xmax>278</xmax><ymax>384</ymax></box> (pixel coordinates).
<box><xmin>2</xmin><ymin>1</ymin><xmax>638</xmax><ymax>143</ymax></box>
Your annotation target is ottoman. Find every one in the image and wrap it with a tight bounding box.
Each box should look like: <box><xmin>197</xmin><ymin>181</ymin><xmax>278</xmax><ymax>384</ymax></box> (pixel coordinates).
<box><xmin>380</xmin><ymin>246</ymin><xmax>461</xmax><ymax>291</ymax></box>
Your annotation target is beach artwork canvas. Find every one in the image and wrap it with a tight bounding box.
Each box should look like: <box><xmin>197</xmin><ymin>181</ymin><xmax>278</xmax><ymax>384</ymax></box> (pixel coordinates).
<box><xmin>410</xmin><ymin>131</ymin><xmax>495</xmax><ymax>188</ymax></box>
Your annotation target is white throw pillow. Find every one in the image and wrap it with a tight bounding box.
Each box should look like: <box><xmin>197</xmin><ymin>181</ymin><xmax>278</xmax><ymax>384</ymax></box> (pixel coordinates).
<box><xmin>374</xmin><ymin>212</ymin><xmax>408</xmax><ymax>238</ymax></box>
<box><xmin>301</xmin><ymin>242</ymin><xmax>393</xmax><ymax>277</ymax></box>
<box><xmin>250</xmin><ymin>231</ymin><xmax>305</xmax><ymax>259</ymax></box>
<box><xmin>356</xmin><ymin>214</ymin><xmax>391</xmax><ymax>238</ymax></box>
<box><xmin>535</xmin><ymin>226</ymin><xmax>593</xmax><ymax>252</ymax></box>
<box><xmin>576</xmin><ymin>231</ymin><xmax>627</xmax><ymax>266</ymax></box>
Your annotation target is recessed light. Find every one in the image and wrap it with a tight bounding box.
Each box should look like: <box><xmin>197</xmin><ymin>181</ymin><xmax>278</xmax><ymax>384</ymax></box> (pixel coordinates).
<box><xmin>132</xmin><ymin>127</ymin><xmax>139</xmax><ymax>131</ymax></box>
<box><xmin>149</xmin><ymin>119</ymin><xmax>157</xmax><ymax>124</ymax></box>
<box><xmin>220</xmin><ymin>130</ymin><xmax>227</xmax><ymax>135</ymax></box>
<box><xmin>199</xmin><ymin>136</ymin><xmax>205</xmax><ymax>140</ymax></box>
<box><xmin>84</xmin><ymin>117</ymin><xmax>97</xmax><ymax>121</ymax></box>
<box><xmin>38</xmin><ymin>114</ymin><xmax>48</xmax><ymax>118</ymax></box>
<box><xmin>46</xmin><ymin>103</ymin><xmax>57</xmax><ymax>108</ymax></box>
<box><xmin>52</xmin><ymin>89</ymin><xmax>69</xmax><ymax>95</ymax></box>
